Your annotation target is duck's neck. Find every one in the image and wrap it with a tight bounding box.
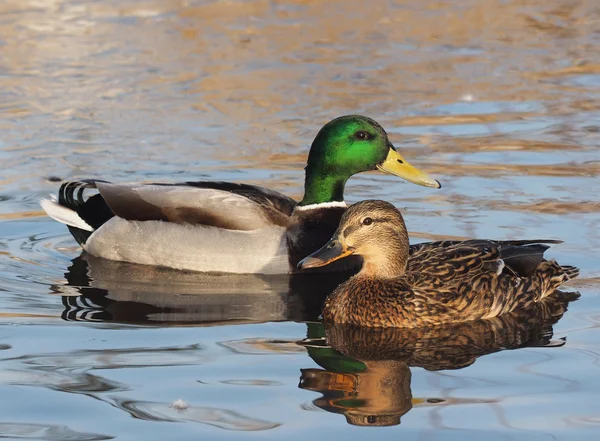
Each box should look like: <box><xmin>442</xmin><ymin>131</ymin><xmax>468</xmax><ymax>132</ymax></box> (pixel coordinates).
<box><xmin>359</xmin><ymin>260</ymin><xmax>407</xmax><ymax>279</ymax></box>
<box><xmin>356</xmin><ymin>235</ymin><xmax>410</xmax><ymax>279</ymax></box>
<box><xmin>299</xmin><ymin>166</ymin><xmax>348</xmax><ymax>206</ymax></box>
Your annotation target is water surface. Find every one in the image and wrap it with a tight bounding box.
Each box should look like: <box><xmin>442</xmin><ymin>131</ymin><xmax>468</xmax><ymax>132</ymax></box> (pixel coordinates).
<box><xmin>1</xmin><ymin>0</ymin><xmax>599</xmax><ymax>440</ymax></box>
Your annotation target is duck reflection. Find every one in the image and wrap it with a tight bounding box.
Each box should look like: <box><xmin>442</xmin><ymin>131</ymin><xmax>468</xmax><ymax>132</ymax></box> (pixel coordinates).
<box><xmin>50</xmin><ymin>253</ymin><xmax>579</xmax><ymax>428</ymax></box>
<box><xmin>299</xmin><ymin>292</ymin><xmax>578</xmax><ymax>427</ymax></box>
<box><xmin>53</xmin><ymin>254</ymin><xmax>351</xmax><ymax>325</ymax></box>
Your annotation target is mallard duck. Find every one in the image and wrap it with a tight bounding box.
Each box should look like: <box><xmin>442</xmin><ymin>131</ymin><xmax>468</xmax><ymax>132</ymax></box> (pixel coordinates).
<box><xmin>298</xmin><ymin>200</ymin><xmax>579</xmax><ymax>327</ymax></box>
<box><xmin>40</xmin><ymin>115</ymin><xmax>440</xmax><ymax>274</ymax></box>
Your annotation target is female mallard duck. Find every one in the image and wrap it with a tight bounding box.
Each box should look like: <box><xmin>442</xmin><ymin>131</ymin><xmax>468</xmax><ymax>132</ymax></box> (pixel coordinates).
<box><xmin>40</xmin><ymin>115</ymin><xmax>440</xmax><ymax>275</ymax></box>
<box><xmin>298</xmin><ymin>200</ymin><xmax>579</xmax><ymax>328</ymax></box>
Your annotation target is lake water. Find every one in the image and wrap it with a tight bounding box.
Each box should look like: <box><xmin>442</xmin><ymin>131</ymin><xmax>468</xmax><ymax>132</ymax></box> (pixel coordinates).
<box><xmin>1</xmin><ymin>0</ymin><xmax>599</xmax><ymax>439</ymax></box>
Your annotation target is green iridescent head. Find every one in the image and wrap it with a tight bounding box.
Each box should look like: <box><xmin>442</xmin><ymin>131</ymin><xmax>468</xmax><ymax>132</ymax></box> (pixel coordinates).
<box><xmin>299</xmin><ymin>115</ymin><xmax>440</xmax><ymax>206</ymax></box>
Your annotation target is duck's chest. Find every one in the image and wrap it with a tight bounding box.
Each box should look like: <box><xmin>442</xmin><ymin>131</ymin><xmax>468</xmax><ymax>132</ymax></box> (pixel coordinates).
<box><xmin>322</xmin><ymin>279</ymin><xmax>415</xmax><ymax>327</ymax></box>
<box><xmin>322</xmin><ymin>284</ymin><xmax>388</xmax><ymax>325</ymax></box>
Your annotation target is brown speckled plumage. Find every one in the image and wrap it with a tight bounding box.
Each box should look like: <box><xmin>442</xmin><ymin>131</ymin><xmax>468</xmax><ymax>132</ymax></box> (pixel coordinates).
<box><xmin>299</xmin><ymin>200</ymin><xmax>579</xmax><ymax>328</ymax></box>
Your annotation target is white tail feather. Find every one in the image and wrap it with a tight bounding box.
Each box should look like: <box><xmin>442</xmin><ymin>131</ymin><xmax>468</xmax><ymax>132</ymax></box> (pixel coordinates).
<box><xmin>40</xmin><ymin>199</ymin><xmax>94</xmax><ymax>232</ymax></box>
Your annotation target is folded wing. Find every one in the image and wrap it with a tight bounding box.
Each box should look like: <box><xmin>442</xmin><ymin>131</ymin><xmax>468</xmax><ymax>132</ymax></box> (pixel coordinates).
<box><xmin>97</xmin><ymin>182</ymin><xmax>293</xmax><ymax>231</ymax></box>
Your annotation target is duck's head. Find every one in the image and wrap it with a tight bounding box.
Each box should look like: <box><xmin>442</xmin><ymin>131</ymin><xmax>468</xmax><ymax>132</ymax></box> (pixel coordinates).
<box><xmin>298</xmin><ymin>200</ymin><xmax>410</xmax><ymax>278</ymax></box>
<box><xmin>299</xmin><ymin>116</ymin><xmax>440</xmax><ymax>206</ymax></box>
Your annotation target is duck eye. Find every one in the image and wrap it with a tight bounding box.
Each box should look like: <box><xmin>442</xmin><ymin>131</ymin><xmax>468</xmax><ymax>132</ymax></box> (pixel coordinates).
<box><xmin>362</xmin><ymin>217</ymin><xmax>373</xmax><ymax>226</ymax></box>
<box><xmin>355</xmin><ymin>130</ymin><xmax>372</xmax><ymax>141</ymax></box>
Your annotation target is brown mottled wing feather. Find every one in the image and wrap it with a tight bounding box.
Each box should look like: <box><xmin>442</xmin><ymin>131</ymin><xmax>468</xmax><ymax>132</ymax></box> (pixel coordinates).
<box><xmin>407</xmin><ymin>242</ymin><xmax>502</xmax><ymax>287</ymax></box>
<box><xmin>409</xmin><ymin>239</ymin><xmax>562</xmax><ymax>277</ymax></box>
<box><xmin>96</xmin><ymin>182</ymin><xmax>292</xmax><ymax>230</ymax></box>
<box><xmin>402</xmin><ymin>242</ymin><xmax>511</xmax><ymax>324</ymax></box>
<box><xmin>405</xmin><ymin>240</ymin><xmax>576</xmax><ymax>324</ymax></box>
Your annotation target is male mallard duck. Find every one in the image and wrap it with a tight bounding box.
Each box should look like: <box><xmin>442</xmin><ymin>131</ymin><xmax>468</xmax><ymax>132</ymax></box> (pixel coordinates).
<box><xmin>41</xmin><ymin>115</ymin><xmax>440</xmax><ymax>274</ymax></box>
<box><xmin>298</xmin><ymin>200</ymin><xmax>579</xmax><ymax>327</ymax></box>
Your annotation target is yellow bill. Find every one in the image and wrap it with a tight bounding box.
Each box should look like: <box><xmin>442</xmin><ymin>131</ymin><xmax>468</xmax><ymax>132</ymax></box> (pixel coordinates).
<box><xmin>376</xmin><ymin>149</ymin><xmax>441</xmax><ymax>188</ymax></box>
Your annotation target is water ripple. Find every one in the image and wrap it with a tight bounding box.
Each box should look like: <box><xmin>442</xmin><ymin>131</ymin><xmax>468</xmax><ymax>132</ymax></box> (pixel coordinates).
<box><xmin>220</xmin><ymin>379</ymin><xmax>284</xmax><ymax>386</ymax></box>
<box><xmin>114</xmin><ymin>399</ymin><xmax>280</xmax><ymax>431</ymax></box>
<box><xmin>14</xmin><ymin>344</ymin><xmax>208</xmax><ymax>370</ymax></box>
<box><xmin>0</xmin><ymin>369</ymin><xmax>125</xmax><ymax>394</ymax></box>
<box><xmin>0</xmin><ymin>423</ymin><xmax>112</xmax><ymax>441</ymax></box>
<box><xmin>219</xmin><ymin>339</ymin><xmax>304</xmax><ymax>355</ymax></box>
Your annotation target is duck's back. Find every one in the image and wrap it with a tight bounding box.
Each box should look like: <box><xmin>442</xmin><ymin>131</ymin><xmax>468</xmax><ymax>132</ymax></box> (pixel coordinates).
<box><xmin>324</xmin><ymin>240</ymin><xmax>578</xmax><ymax>328</ymax></box>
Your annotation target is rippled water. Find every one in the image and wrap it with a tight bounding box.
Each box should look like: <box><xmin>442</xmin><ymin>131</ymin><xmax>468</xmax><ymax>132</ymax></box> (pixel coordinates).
<box><xmin>1</xmin><ymin>0</ymin><xmax>600</xmax><ymax>439</ymax></box>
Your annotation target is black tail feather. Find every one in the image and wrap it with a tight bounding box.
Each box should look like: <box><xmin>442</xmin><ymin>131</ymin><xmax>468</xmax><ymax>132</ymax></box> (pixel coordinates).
<box><xmin>495</xmin><ymin>239</ymin><xmax>563</xmax><ymax>246</ymax></box>
<box><xmin>500</xmin><ymin>244</ymin><xmax>552</xmax><ymax>277</ymax></box>
<box><xmin>57</xmin><ymin>180</ymin><xmax>115</xmax><ymax>243</ymax></box>
<box><xmin>67</xmin><ymin>226</ymin><xmax>93</xmax><ymax>246</ymax></box>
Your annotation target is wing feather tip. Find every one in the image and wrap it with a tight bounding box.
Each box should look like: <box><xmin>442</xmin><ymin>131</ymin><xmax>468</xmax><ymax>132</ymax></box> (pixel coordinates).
<box><xmin>40</xmin><ymin>199</ymin><xmax>94</xmax><ymax>232</ymax></box>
